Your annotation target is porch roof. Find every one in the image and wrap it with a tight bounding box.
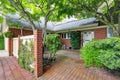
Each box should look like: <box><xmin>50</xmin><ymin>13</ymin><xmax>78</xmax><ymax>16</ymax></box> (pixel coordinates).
<box><xmin>6</xmin><ymin>14</ymin><xmax>97</xmax><ymax>32</ymax></box>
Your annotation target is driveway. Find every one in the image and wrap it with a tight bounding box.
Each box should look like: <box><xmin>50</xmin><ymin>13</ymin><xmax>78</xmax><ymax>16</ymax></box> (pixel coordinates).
<box><xmin>0</xmin><ymin>56</ymin><xmax>36</xmax><ymax>80</ymax></box>
<box><xmin>39</xmin><ymin>50</ymin><xmax>119</xmax><ymax>80</ymax></box>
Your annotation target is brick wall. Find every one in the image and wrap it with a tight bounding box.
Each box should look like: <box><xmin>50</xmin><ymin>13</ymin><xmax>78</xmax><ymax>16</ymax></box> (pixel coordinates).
<box><xmin>94</xmin><ymin>28</ymin><xmax>107</xmax><ymax>39</ymax></box>
<box><xmin>60</xmin><ymin>31</ymin><xmax>81</xmax><ymax>48</ymax></box>
<box><xmin>59</xmin><ymin>33</ymin><xmax>71</xmax><ymax>48</ymax></box>
<box><xmin>9</xmin><ymin>28</ymin><xmax>33</xmax><ymax>37</ymax></box>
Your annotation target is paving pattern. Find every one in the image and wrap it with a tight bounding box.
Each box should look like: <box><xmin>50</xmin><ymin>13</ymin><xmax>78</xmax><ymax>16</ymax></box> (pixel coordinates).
<box><xmin>39</xmin><ymin>50</ymin><xmax>120</xmax><ymax>80</ymax></box>
<box><xmin>0</xmin><ymin>57</ymin><xmax>36</xmax><ymax>80</ymax></box>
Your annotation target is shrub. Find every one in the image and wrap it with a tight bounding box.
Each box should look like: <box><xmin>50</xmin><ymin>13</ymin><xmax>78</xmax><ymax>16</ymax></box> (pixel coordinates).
<box><xmin>45</xmin><ymin>34</ymin><xmax>62</xmax><ymax>58</ymax></box>
<box><xmin>81</xmin><ymin>40</ymin><xmax>103</xmax><ymax>67</ymax></box>
<box><xmin>70</xmin><ymin>31</ymin><xmax>80</xmax><ymax>49</ymax></box>
<box><xmin>99</xmin><ymin>50</ymin><xmax>120</xmax><ymax>70</ymax></box>
<box><xmin>81</xmin><ymin>37</ymin><xmax>120</xmax><ymax>70</ymax></box>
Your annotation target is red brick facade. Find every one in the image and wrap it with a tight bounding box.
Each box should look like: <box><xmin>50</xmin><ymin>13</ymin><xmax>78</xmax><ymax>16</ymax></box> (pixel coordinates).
<box><xmin>94</xmin><ymin>28</ymin><xmax>107</xmax><ymax>40</ymax></box>
<box><xmin>9</xmin><ymin>28</ymin><xmax>33</xmax><ymax>37</ymax></box>
<box><xmin>60</xmin><ymin>28</ymin><xmax>107</xmax><ymax>48</ymax></box>
<box><xmin>34</xmin><ymin>30</ymin><xmax>43</xmax><ymax>77</ymax></box>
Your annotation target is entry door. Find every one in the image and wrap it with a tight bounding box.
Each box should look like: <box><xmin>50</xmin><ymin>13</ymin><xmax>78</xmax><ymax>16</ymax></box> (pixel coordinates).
<box><xmin>82</xmin><ymin>31</ymin><xmax>94</xmax><ymax>46</ymax></box>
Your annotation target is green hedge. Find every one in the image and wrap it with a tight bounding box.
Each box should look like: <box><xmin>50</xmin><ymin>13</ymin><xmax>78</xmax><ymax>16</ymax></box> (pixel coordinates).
<box><xmin>81</xmin><ymin>37</ymin><xmax>120</xmax><ymax>70</ymax></box>
<box><xmin>0</xmin><ymin>35</ymin><xmax>4</xmax><ymax>50</ymax></box>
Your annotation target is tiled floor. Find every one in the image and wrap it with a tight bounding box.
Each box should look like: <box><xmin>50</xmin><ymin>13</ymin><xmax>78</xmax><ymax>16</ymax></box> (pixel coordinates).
<box><xmin>39</xmin><ymin>50</ymin><xmax>120</xmax><ymax>80</ymax></box>
<box><xmin>0</xmin><ymin>57</ymin><xmax>36</xmax><ymax>80</ymax></box>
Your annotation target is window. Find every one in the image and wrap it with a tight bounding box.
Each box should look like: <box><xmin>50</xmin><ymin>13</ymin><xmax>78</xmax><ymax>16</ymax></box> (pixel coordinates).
<box><xmin>107</xmin><ymin>28</ymin><xmax>113</xmax><ymax>38</ymax></box>
<box><xmin>61</xmin><ymin>33</ymin><xmax>70</xmax><ymax>39</ymax></box>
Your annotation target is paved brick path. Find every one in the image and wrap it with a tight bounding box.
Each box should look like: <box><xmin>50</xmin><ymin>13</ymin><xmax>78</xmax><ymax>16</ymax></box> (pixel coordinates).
<box><xmin>39</xmin><ymin>50</ymin><xmax>120</xmax><ymax>80</ymax></box>
<box><xmin>0</xmin><ymin>57</ymin><xmax>36</xmax><ymax>80</ymax></box>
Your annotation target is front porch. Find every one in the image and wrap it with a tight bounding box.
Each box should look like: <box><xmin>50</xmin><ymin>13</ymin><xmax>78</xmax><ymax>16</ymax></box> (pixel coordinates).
<box><xmin>39</xmin><ymin>50</ymin><xmax>120</xmax><ymax>80</ymax></box>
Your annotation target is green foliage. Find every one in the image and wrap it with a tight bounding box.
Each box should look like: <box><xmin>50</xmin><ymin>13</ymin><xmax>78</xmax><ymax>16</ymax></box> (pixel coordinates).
<box><xmin>81</xmin><ymin>40</ymin><xmax>103</xmax><ymax>67</ymax></box>
<box><xmin>3</xmin><ymin>31</ymin><xmax>13</xmax><ymax>38</ymax></box>
<box><xmin>18</xmin><ymin>39</ymin><xmax>34</xmax><ymax>73</ymax></box>
<box><xmin>45</xmin><ymin>34</ymin><xmax>62</xmax><ymax>57</ymax></box>
<box><xmin>0</xmin><ymin>35</ymin><xmax>4</xmax><ymax>50</ymax></box>
<box><xmin>99</xmin><ymin>50</ymin><xmax>120</xmax><ymax>70</ymax></box>
<box><xmin>81</xmin><ymin>37</ymin><xmax>120</xmax><ymax>70</ymax></box>
<box><xmin>70</xmin><ymin>31</ymin><xmax>80</xmax><ymax>49</ymax></box>
<box><xmin>0</xmin><ymin>16</ymin><xmax>3</xmax><ymax>23</ymax></box>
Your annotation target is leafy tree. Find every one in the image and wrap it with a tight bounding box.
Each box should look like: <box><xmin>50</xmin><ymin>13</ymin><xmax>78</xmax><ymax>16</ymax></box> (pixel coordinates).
<box><xmin>61</xmin><ymin>0</ymin><xmax>120</xmax><ymax>37</ymax></box>
<box><xmin>0</xmin><ymin>0</ymin><xmax>66</xmax><ymax>44</ymax></box>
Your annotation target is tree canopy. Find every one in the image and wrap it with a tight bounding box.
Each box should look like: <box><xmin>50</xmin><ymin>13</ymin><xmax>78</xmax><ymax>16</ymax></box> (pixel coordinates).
<box><xmin>0</xmin><ymin>0</ymin><xmax>120</xmax><ymax>37</ymax></box>
<box><xmin>60</xmin><ymin>0</ymin><xmax>120</xmax><ymax>37</ymax></box>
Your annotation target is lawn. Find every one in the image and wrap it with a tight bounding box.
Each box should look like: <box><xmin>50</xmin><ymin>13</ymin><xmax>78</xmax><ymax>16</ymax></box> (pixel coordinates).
<box><xmin>0</xmin><ymin>37</ymin><xmax>4</xmax><ymax>50</ymax></box>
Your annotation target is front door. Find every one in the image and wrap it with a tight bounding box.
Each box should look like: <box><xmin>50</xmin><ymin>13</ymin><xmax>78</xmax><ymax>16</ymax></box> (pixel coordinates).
<box><xmin>82</xmin><ymin>31</ymin><xmax>94</xmax><ymax>46</ymax></box>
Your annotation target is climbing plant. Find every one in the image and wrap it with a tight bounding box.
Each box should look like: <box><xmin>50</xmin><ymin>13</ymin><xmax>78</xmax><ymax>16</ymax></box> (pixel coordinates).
<box><xmin>70</xmin><ymin>31</ymin><xmax>80</xmax><ymax>49</ymax></box>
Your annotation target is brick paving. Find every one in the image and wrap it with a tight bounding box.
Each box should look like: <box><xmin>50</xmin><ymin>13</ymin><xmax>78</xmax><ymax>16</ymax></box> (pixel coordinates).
<box><xmin>39</xmin><ymin>50</ymin><xmax>120</xmax><ymax>80</ymax></box>
<box><xmin>0</xmin><ymin>56</ymin><xmax>37</xmax><ymax>80</ymax></box>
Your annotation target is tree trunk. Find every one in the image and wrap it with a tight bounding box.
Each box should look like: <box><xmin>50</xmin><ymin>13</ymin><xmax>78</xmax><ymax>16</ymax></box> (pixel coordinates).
<box><xmin>117</xmin><ymin>13</ymin><xmax>120</xmax><ymax>37</ymax></box>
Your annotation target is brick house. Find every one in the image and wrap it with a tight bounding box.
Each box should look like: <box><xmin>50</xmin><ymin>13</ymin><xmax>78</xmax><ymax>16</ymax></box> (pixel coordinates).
<box><xmin>53</xmin><ymin>19</ymin><xmax>112</xmax><ymax>49</ymax></box>
<box><xmin>2</xmin><ymin>16</ymin><xmax>113</xmax><ymax>77</ymax></box>
<box><xmin>5</xmin><ymin>17</ymin><xmax>112</xmax><ymax>50</ymax></box>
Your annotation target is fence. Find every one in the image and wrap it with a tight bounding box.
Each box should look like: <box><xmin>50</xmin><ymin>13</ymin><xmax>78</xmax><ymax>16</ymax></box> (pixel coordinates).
<box><xmin>13</xmin><ymin>35</ymin><xmax>34</xmax><ymax>58</ymax></box>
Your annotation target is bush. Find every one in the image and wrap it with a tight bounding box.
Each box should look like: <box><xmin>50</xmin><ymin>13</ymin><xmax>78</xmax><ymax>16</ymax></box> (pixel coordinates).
<box><xmin>45</xmin><ymin>34</ymin><xmax>62</xmax><ymax>58</ymax></box>
<box><xmin>81</xmin><ymin>37</ymin><xmax>120</xmax><ymax>70</ymax></box>
<box><xmin>70</xmin><ymin>31</ymin><xmax>80</xmax><ymax>49</ymax></box>
<box><xmin>81</xmin><ymin>40</ymin><xmax>103</xmax><ymax>67</ymax></box>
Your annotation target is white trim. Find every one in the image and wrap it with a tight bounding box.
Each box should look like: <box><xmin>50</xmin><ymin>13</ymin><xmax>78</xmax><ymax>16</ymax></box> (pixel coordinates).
<box><xmin>20</xmin><ymin>35</ymin><xmax>34</xmax><ymax>39</ymax></box>
<box><xmin>56</xmin><ymin>24</ymin><xmax>108</xmax><ymax>33</ymax></box>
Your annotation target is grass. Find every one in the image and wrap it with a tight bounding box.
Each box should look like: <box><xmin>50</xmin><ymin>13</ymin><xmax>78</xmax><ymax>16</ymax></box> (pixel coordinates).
<box><xmin>0</xmin><ymin>37</ymin><xmax>4</xmax><ymax>50</ymax></box>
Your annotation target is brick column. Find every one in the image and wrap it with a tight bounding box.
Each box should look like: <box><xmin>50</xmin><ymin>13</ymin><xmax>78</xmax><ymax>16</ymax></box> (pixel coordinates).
<box><xmin>34</xmin><ymin>30</ymin><xmax>43</xmax><ymax>77</ymax></box>
<box><xmin>8</xmin><ymin>38</ymin><xmax>13</xmax><ymax>56</ymax></box>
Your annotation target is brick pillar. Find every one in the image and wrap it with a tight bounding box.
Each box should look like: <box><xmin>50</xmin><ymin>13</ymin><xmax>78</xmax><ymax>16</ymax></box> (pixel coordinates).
<box><xmin>8</xmin><ymin>38</ymin><xmax>13</xmax><ymax>56</ymax></box>
<box><xmin>34</xmin><ymin>30</ymin><xmax>43</xmax><ymax>77</ymax></box>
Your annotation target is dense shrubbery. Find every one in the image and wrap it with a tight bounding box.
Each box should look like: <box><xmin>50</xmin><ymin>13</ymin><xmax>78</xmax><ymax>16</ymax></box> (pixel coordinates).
<box><xmin>45</xmin><ymin>34</ymin><xmax>62</xmax><ymax>58</ymax></box>
<box><xmin>70</xmin><ymin>31</ymin><xmax>80</xmax><ymax>49</ymax></box>
<box><xmin>81</xmin><ymin>37</ymin><xmax>120</xmax><ymax>70</ymax></box>
<box><xmin>18</xmin><ymin>39</ymin><xmax>34</xmax><ymax>73</ymax></box>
